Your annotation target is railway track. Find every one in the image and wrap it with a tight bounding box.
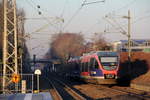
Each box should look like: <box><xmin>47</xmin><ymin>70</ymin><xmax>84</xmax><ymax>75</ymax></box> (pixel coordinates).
<box><xmin>92</xmin><ymin>84</ymin><xmax>150</xmax><ymax>100</ymax></box>
<box><xmin>111</xmin><ymin>86</ymin><xmax>150</xmax><ymax>99</ymax></box>
<box><xmin>45</xmin><ymin>76</ymin><xmax>86</xmax><ymax>100</ymax></box>
<box><xmin>43</xmin><ymin>77</ymin><xmax>63</xmax><ymax>100</ymax></box>
<box><xmin>43</xmin><ymin>74</ymin><xmax>150</xmax><ymax>99</ymax></box>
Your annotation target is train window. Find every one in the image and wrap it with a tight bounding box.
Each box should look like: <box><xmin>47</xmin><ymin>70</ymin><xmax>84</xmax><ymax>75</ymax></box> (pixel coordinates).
<box><xmin>89</xmin><ymin>58</ymin><xmax>99</xmax><ymax>69</ymax></box>
<box><xmin>85</xmin><ymin>62</ymin><xmax>88</xmax><ymax>71</ymax></box>
<box><xmin>75</xmin><ymin>63</ymin><xmax>79</xmax><ymax>70</ymax></box>
<box><xmin>83</xmin><ymin>63</ymin><xmax>86</xmax><ymax>72</ymax></box>
<box><xmin>82</xmin><ymin>63</ymin><xmax>84</xmax><ymax>72</ymax></box>
<box><xmin>94</xmin><ymin>60</ymin><xmax>99</xmax><ymax>69</ymax></box>
<box><xmin>88</xmin><ymin>61</ymin><xmax>90</xmax><ymax>71</ymax></box>
<box><xmin>80</xmin><ymin>62</ymin><xmax>82</xmax><ymax>72</ymax></box>
<box><xmin>89</xmin><ymin>58</ymin><xmax>95</xmax><ymax>70</ymax></box>
<box><xmin>81</xmin><ymin>63</ymin><xmax>84</xmax><ymax>72</ymax></box>
<box><xmin>83</xmin><ymin>62</ymin><xmax>87</xmax><ymax>72</ymax></box>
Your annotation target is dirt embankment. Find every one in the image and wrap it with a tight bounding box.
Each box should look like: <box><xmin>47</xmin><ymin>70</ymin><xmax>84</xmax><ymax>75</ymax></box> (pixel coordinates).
<box><xmin>118</xmin><ymin>52</ymin><xmax>150</xmax><ymax>86</ymax></box>
<box><xmin>120</xmin><ymin>52</ymin><xmax>150</xmax><ymax>67</ymax></box>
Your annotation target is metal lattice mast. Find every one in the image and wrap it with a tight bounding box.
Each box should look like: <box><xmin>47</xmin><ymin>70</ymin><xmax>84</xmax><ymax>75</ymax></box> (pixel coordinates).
<box><xmin>2</xmin><ymin>0</ymin><xmax>18</xmax><ymax>93</ymax></box>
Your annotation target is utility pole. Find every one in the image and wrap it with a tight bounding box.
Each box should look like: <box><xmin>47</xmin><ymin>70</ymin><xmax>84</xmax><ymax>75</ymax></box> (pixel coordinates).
<box><xmin>127</xmin><ymin>10</ymin><xmax>131</xmax><ymax>78</ymax></box>
<box><xmin>104</xmin><ymin>10</ymin><xmax>131</xmax><ymax>59</ymax></box>
<box><xmin>3</xmin><ymin>0</ymin><xmax>19</xmax><ymax>94</ymax></box>
<box><xmin>122</xmin><ymin>10</ymin><xmax>131</xmax><ymax>61</ymax></box>
<box><xmin>128</xmin><ymin>10</ymin><xmax>131</xmax><ymax>60</ymax></box>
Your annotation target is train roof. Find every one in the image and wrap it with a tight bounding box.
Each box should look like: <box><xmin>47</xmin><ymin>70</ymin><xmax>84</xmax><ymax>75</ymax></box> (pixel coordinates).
<box><xmin>68</xmin><ymin>51</ymin><xmax>119</xmax><ymax>63</ymax></box>
<box><xmin>96</xmin><ymin>51</ymin><xmax>118</xmax><ymax>56</ymax></box>
<box><xmin>80</xmin><ymin>51</ymin><xmax>119</xmax><ymax>62</ymax></box>
<box><xmin>83</xmin><ymin>51</ymin><xmax>118</xmax><ymax>56</ymax></box>
<box><xmin>68</xmin><ymin>56</ymin><xmax>80</xmax><ymax>62</ymax></box>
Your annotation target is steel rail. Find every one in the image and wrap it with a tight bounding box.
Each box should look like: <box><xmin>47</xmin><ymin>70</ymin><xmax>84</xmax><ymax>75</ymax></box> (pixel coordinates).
<box><xmin>111</xmin><ymin>86</ymin><xmax>150</xmax><ymax>99</ymax></box>
<box><xmin>94</xmin><ymin>84</ymin><xmax>150</xmax><ymax>99</ymax></box>
<box><xmin>52</xmin><ymin>77</ymin><xmax>86</xmax><ymax>100</ymax></box>
<box><xmin>44</xmin><ymin>77</ymin><xmax>63</xmax><ymax>100</ymax></box>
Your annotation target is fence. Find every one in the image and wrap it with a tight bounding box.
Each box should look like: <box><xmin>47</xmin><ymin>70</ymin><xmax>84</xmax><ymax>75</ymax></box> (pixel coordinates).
<box><xmin>0</xmin><ymin>74</ymin><xmax>34</xmax><ymax>94</ymax></box>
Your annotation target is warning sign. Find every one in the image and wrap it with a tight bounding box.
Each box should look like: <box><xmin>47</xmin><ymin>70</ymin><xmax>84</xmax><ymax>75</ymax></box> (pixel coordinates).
<box><xmin>12</xmin><ymin>74</ymin><xmax>20</xmax><ymax>83</ymax></box>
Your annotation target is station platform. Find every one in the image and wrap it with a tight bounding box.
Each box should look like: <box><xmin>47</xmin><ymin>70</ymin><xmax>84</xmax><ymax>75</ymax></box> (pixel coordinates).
<box><xmin>0</xmin><ymin>92</ymin><xmax>53</xmax><ymax>100</ymax></box>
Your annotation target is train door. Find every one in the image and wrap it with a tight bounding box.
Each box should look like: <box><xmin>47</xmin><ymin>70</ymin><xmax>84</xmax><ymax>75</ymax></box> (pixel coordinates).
<box><xmin>90</xmin><ymin>57</ymin><xmax>103</xmax><ymax>76</ymax></box>
<box><xmin>89</xmin><ymin>58</ymin><xmax>98</xmax><ymax>70</ymax></box>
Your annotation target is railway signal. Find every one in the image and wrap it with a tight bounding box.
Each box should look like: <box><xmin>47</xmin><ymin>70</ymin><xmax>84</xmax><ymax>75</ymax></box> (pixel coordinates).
<box><xmin>11</xmin><ymin>74</ymin><xmax>20</xmax><ymax>83</ymax></box>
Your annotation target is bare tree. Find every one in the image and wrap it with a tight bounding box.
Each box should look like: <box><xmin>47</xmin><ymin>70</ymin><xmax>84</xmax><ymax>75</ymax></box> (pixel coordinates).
<box><xmin>49</xmin><ymin>33</ymin><xmax>85</xmax><ymax>62</ymax></box>
<box><xmin>84</xmin><ymin>33</ymin><xmax>111</xmax><ymax>52</ymax></box>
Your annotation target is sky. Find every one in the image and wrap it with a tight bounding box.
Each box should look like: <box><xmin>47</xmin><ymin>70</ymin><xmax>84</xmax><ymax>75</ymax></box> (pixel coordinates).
<box><xmin>16</xmin><ymin>0</ymin><xmax>150</xmax><ymax>58</ymax></box>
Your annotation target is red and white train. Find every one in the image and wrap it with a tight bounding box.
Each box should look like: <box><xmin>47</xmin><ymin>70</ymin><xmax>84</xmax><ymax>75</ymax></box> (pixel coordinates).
<box><xmin>68</xmin><ymin>51</ymin><xmax>120</xmax><ymax>84</ymax></box>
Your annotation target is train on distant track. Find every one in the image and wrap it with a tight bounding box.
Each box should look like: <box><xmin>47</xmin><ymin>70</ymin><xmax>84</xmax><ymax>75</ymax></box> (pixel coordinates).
<box><xmin>67</xmin><ymin>51</ymin><xmax>120</xmax><ymax>84</ymax></box>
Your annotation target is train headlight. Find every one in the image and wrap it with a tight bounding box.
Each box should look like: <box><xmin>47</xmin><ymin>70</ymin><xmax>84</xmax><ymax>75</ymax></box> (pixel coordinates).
<box><xmin>91</xmin><ymin>71</ymin><xmax>96</xmax><ymax>74</ymax></box>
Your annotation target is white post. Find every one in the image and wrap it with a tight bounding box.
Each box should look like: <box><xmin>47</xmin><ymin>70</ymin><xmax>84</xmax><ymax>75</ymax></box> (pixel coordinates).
<box><xmin>32</xmin><ymin>74</ymin><xmax>34</xmax><ymax>93</ymax></box>
<box><xmin>37</xmin><ymin>75</ymin><xmax>39</xmax><ymax>93</ymax></box>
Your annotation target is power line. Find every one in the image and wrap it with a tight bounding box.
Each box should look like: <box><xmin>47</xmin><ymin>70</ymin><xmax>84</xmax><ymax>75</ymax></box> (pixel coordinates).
<box><xmin>26</xmin><ymin>0</ymin><xmax>40</xmax><ymax>14</ymax></box>
<box><xmin>131</xmin><ymin>14</ymin><xmax>150</xmax><ymax>25</ymax></box>
<box><xmin>30</xmin><ymin>0</ymin><xmax>54</xmax><ymax>15</ymax></box>
<box><xmin>114</xmin><ymin>0</ymin><xmax>138</xmax><ymax>12</ymax></box>
<box><xmin>82</xmin><ymin>0</ymin><xmax>105</xmax><ymax>6</ymax></box>
<box><xmin>103</xmin><ymin>17</ymin><xmax>121</xmax><ymax>32</ymax></box>
<box><xmin>84</xmin><ymin>20</ymin><xmax>102</xmax><ymax>33</ymax></box>
<box><xmin>104</xmin><ymin>12</ymin><xmax>150</xmax><ymax>35</ymax></box>
<box><xmin>62</xmin><ymin>4</ymin><xmax>84</xmax><ymax>31</ymax></box>
<box><xmin>60</xmin><ymin>0</ymin><xmax>68</xmax><ymax>17</ymax></box>
<box><xmin>63</xmin><ymin>0</ymin><xmax>105</xmax><ymax>31</ymax></box>
<box><xmin>26</xmin><ymin>0</ymin><xmax>64</xmax><ymax>32</ymax></box>
<box><xmin>63</xmin><ymin>0</ymin><xmax>95</xmax><ymax>30</ymax></box>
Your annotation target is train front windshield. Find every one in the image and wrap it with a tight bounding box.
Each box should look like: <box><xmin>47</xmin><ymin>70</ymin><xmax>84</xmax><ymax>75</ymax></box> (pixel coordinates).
<box><xmin>99</xmin><ymin>56</ymin><xmax>118</xmax><ymax>70</ymax></box>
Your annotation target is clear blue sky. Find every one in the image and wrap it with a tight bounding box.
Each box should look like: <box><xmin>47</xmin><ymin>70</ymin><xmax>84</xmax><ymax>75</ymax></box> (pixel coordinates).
<box><xmin>17</xmin><ymin>0</ymin><xmax>150</xmax><ymax>58</ymax></box>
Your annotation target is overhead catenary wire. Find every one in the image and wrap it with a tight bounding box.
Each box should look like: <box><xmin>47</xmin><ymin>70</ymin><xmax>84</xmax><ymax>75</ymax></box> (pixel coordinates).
<box><xmin>26</xmin><ymin>0</ymin><xmax>40</xmax><ymax>13</ymax></box>
<box><xmin>62</xmin><ymin>1</ymin><xmax>86</xmax><ymax>31</ymax></box>
<box><xmin>30</xmin><ymin>0</ymin><xmax>56</xmax><ymax>15</ymax></box>
<box><xmin>82</xmin><ymin>0</ymin><xmax>105</xmax><ymax>6</ymax></box>
<box><xmin>103</xmin><ymin>17</ymin><xmax>121</xmax><ymax>32</ymax></box>
<box><xmin>113</xmin><ymin>0</ymin><xmax>138</xmax><ymax>13</ymax></box>
<box><xmin>111</xmin><ymin>17</ymin><xmax>126</xmax><ymax>33</ymax></box>
<box><xmin>63</xmin><ymin>0</ymin><xmax>105</xmax><ymax>31</ymax></box>
<box><xmin>105</xmin><ymin>13</ymin><xmax>150</xmax><ymax>33</ymax></box>
<box><xmin>26</xmin><ymin>0</ymin><xmax>63</xmax><ymax>32</ymax></box>
<box><xmin>133</xmin><ymin>14</ymin><xmax>150</xmax><ymax>23</ymax></box>
<box><xmin>103</xmin><ymin>0</ymin><xmax>138</xmax><ymax>26</ymax></box>
<box><xmin>84</xmin><ymin>21</ymin><xmax>101</xmax><ymax>33</ymax></box>
<box><xmin>28</xmin><ymin>17</ymin><xmax>64</xmax><ymax>34</ymax></box>
<box><xmin>25</xmin><ymin>0</ymin><xmax>64</xmax><ymax>54</ymax></box>
<box><xmin>30</xmin><ymin>0</ymin><xmax>42</xmax><ymax>14</ymax></box>
<box><xmin>60</xmin><ymin>0</ymin><xmax>68</xmax><ymax>17</ymax></box>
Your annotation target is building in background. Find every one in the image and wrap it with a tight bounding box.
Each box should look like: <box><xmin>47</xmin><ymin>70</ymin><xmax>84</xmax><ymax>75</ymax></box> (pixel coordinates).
<box><xmin>112</xmin><ymin>39</ymin><xmax>150</xmax><ymax>52</ymax></box>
